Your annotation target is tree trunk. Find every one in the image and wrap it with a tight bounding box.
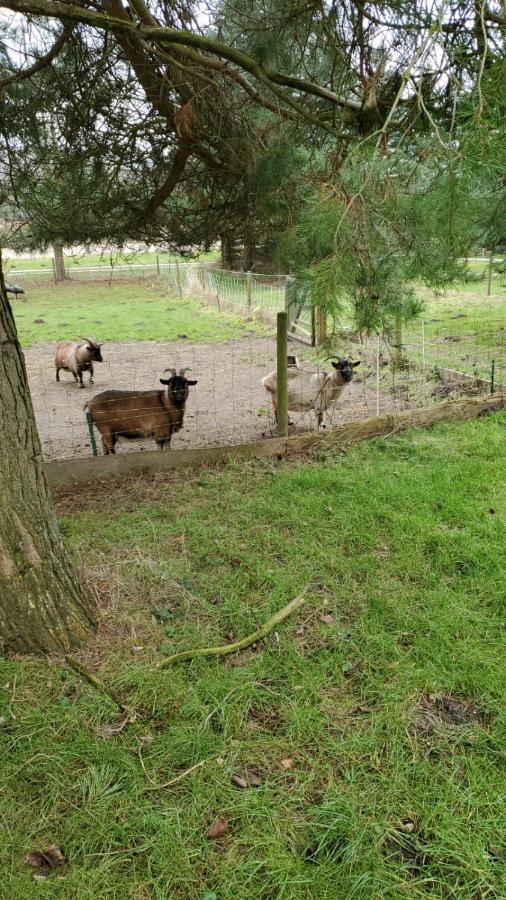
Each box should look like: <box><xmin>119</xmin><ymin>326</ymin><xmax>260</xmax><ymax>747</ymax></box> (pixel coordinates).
<box><xmin>53</xmin><ymin>243</ymin><xmax>67</xmax><ymax>282</ymax></box>
<box><xmin>0</xmin><ymin>253</ymin><xmax>95</xmax><ymax>654</ymax></box>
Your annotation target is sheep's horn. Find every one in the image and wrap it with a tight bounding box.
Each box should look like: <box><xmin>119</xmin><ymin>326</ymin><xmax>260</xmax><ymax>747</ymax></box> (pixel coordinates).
<box><xmin>179</xmin><ymin>367</ymin><xmax>191</xmax><ymax>377</ymax></box>
<box><xmin>163</xmin><ymin>367</ymin><xmax>177</xmax><ymax>376</ymax></box>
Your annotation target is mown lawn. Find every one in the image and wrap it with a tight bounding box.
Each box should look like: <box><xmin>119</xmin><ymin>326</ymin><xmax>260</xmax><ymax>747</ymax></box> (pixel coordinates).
<box><xmin>12</xmin><ymin>281</ymin><xmax>270</xmax><ymax>347</ymax></box>
<box><xmin>1</xmin><ymin>414</ymin><xmax>505</xmax><ymax>898</ymax></box>
<box><xmin>5</xmin><ymin>249</ymin><xmax>220</xmax><ymax>271</ymax></box>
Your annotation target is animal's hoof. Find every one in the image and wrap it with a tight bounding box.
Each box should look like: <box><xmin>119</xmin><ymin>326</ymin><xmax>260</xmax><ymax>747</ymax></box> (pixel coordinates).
<box><xmin>79</xmin><ymin>383</ymin><xmax>85</xmax><ymax>389</ymax></box>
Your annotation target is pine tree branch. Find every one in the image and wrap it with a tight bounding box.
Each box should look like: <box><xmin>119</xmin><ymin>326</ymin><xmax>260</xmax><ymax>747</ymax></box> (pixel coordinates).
<box><xmin>1</xmin><ymin>0</ymin><xmax>360</xmax><ymax>124</ymax></box>
<box><xmin>0</xmin><ymin>22</ymin><xmax>72</xmax><ymax>89</ymax></box>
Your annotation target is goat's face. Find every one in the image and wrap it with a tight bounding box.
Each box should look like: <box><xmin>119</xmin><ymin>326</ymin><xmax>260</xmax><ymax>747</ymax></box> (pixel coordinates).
<box><xmin>331</xmin><ymin>357</ymin><xmax>360</xmax><ymax>383</ymax></box>
<box><xmin>160</xmin><ymin>370</ymin><xmax>198</xmax><ymax>406</ymax></box>
<box><xmin>84</xmin><ymin>339</ymin><xmax>103</xmax><ymax>362</ymax></box>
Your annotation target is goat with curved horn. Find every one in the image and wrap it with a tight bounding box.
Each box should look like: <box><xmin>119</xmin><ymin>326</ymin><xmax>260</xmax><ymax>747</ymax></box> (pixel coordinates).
<box><xmin>179</xmin><ymin>367</ymin><xmax>192</xmax><ymax>377</ymax></box>
<box><xmin>163</xmin><ymin>367</ymin><xmax>177</xmax><ymax>377</ymax></box>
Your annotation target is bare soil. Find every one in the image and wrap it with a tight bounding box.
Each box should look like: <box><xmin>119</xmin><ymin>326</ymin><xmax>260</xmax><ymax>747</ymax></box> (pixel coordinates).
<box><xmin>25</xmin><ymin>338</ymin><xmax>405</xmax><ymax>461</ymax></box>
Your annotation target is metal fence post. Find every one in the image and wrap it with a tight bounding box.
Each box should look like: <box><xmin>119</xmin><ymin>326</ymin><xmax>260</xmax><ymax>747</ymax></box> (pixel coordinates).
<box><xmin>175</xmin><ymin>259</ymin><xmax>183</xmax><ymax>300</ymax></box>
<box><xmin>85</xmin><ymin>411</ymin><xmax>98</xmax><ymax>457</ymax></box>
<box><xmin>276</xmin><ymin>311</ymin><xmax>288</xmax><ymax>437</ymax></box>
<box><xmin>246</xmin><ymin>270</ymin><xmax>253</xmax><ymax>312</ymax></box>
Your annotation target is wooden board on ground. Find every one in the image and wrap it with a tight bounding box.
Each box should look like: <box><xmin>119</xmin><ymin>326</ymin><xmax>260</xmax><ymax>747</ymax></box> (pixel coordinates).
<box><xmin>44</xmin><ymin>393</ymin><xmax>505</xmax><ymax>487</ymax></box>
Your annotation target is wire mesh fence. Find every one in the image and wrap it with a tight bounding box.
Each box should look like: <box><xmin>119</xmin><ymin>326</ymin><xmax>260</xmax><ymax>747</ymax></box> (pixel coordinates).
<box><xmin>11</xmin><ymin>260</ymin><xmax>505</xmax><ymax>463</ymax></box>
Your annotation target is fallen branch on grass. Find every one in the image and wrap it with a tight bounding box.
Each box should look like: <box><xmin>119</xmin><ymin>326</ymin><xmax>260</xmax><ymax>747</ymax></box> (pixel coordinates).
<box><xmin>65</xmin><ymin>655</ymin><xmax>136</xmax><ymax>720</ymax></box>
<box><xmin>158</xmin><ymin>588</ymin><xmax>308</xmax><ymax>667</ymax></box>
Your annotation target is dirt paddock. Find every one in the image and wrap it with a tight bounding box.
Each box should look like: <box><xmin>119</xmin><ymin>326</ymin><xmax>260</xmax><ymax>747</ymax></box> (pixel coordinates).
<box><xmin>25</xmin><ymin>337</ymin><xmax>404</xmax><ymax>461</ymax></box>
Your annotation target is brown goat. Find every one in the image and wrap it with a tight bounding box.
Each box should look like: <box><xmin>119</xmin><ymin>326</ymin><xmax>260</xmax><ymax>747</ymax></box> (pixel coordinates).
<box><xmin>55</xmin><ymin>338</ymin><xmax>103</xmax><ymax>388</ymax></box>
<box><xmin>86</xmin><ymin>368</ymin><xmax>197</xmax><ymax>454</ymax></box>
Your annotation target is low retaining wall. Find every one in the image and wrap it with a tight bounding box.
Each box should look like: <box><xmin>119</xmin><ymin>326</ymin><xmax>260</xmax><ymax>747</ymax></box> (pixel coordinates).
<box><xmin>44</xmin><ymin>393</ymin><xmax>505</xmax><ymax>488</ymax></box>
<box><xmin>438</xmin><ymin>367</ymin><xmax>504</xmax><ymax>394</ymax></box>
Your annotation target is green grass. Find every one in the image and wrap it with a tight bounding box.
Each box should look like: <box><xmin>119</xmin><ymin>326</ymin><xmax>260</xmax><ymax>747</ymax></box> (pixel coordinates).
<box><xmin>1</xmin><ymin>414</ymin><xmax>505</xmax><ymax>898</ymax></box>
<box><xmin>13</xmin><ymin>281</ymin><xmax>270</xmax><ymax>347</ymax></box>
<box><xmin>5</xmin><ymin>249</ymin><xmax>220</xmax><ymax>271</ymax></box>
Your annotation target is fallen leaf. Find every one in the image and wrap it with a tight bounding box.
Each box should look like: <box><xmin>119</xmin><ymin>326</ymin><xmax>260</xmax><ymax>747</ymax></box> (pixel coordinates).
<box><xmin>207</xmin><ymin>816</ymin><xmax>229</xmax><ymax>839</ymax></box>
<box><xmin>400</xmin><ymin>818</ymin><xmax>416</xmax><ymax>833</ymax></box>
<box><xmin>349</xmin><ymin>704</ymin><xmax>372</xmax><ymax>715</ymax></box>
<box><xmin>25</xmin><ymin>844</ymin><xmax>64</xmax><ymax>870</ymax></box>
<box><xmin>280</xmin><ymin>757</ymin><xmax>293</xmax><ymax>770</ymax></box>
<box><xmin>232</xmin><ymin>768</ymin><xmax>261</xmax><ymax>788</ymax></box>
<box><xmin>131</xmin><ymin>645</ymin><xmax>144</xmax><ymax>653</ymax></box>
<box><xmin>95</xmin><ymin>717</ymin><xmax>128</xmax><ymax>739</ymax></box>
<box><xmin>319</xmin><ymin>614</ymin><xmax>335</xmax><ymax>625</ymax></box>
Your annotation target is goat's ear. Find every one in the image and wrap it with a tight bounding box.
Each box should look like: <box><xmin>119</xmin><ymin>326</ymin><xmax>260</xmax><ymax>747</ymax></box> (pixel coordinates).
<box><xmin>186</xmin><ymin>379</ymin><xmax>198</xmax><ymax>385</ymax></box>
<box><xmin>159</xmin><ymin>378</ymin><xmax>170</xmax><ymax>385</ymax></box>
<box><xmin>352</xmin><ymin>360</ymin><xmax>361</xmax><ymax>367</ymax></box>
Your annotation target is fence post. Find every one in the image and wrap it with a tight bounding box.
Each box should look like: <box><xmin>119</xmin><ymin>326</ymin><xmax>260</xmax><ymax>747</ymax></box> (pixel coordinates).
<box><xmin>85</xmin><ymin>411</ymin><xmax>98</xmax><ymax>457</ymax></box>
<box><xmin>317</xmin><ymin>307</ymin><xmax>327</xmax><ymax>345</ymax></box>
<box><xmin>175</xmin><ymin>259</ymin><xmax>183</xmax><ymax>300</ymax></box>
<box><xmin>487</xmin><ymin>251</ymin><xmax>493</xmax><ymax>296</ymax></box>
<box><xmin>491</xmin><ymin>359</ymin><xmax>495</xmax><ymax>394</ymax></box>
<box><xmin>246</xmin><ymin>270</ymin><xmax>253</xmax><ymax>312</ymax></box>
<box><xmin>375</xmin><ymin>333</ymin><xmax>381</xmax><ymax>416</ymax></box>
<box><xmin>156</xmin><ymin>253</ymin><xmax>161</xmax><ymax>277</ymax></box>
<box><xmin>276</xmin><ymin>311</ymin><xmax>288</xmax><ymax>437</ymax></box>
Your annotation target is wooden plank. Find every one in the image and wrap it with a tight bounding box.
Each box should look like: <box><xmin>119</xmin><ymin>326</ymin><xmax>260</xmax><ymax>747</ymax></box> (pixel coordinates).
<box><xmin>44</xmin><ymin>393</ymin><xmax>505</xmax><ymax>487</ymax></box>
<box><xmin>439</xmin><ymin>366</ymin><xmax>504</xmax><ymax>394</ymax></box>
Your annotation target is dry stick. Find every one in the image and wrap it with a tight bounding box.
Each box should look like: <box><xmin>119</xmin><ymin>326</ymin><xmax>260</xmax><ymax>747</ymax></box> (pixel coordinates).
<box><xmin>158</xmin><ymin>588</ymin><xmax>308</xmax><ymax>667</ymax></box>
<box><xmin>142</xmin><ymin>759</ymin><xmax>207</xmax><ymax>791</ymax></box>
<box><xmin>65</xmin><ymin>655</ymin><xmax>136</xmax><ymax>719</ymax></box>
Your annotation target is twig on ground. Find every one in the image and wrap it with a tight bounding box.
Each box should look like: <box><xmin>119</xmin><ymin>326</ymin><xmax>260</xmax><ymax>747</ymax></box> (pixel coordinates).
<box><xmin>142</xmin><ymin>758</ymin><xmax>207</xmax><ymax>791</ymax></box>
<box><xmin>65</xmin><ymin>655</ymin><xmax>136</xmax><ymax>720</ymax></box>
<box><xmin>158</xmin><ymin>587</ymin><xmax>309</xmax><ymax>667</ymax></box>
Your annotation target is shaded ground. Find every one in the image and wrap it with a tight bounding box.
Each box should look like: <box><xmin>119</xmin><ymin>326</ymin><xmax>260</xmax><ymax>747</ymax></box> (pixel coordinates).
<box><xmin>25</xmin><ymin>338</ymin><xmax>404</xmax><ymax>461</ymax></box>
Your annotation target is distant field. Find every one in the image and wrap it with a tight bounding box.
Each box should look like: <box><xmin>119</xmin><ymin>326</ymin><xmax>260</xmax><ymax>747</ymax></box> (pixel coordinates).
<box><xmin>12</xmin><ymin>281</ymin><xmax>269</xmax><ymax>347</ymax></box>
<box><xmin>5</xmin><ymin>248</ymin><xmax>220</xmax><ymax>272</ymax></box>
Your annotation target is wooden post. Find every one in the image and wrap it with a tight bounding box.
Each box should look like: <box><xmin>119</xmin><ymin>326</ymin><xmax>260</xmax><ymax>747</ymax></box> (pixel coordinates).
<box><xmin>156</xmin><ymin>253</ymin><xmax>161</xmax><ymax>277</ymax></box>
<box><xmin>276</xmin><ymin>311</ymin><xmax>288</xmax><ymax>437</ymax></box>
<box><xmin>175</xmin><ymin>259</ymin><xmax>183</xmax><ymax>300</ymax></box>
<box><xmin>487</xmin><ymin>251</ymin><xmax>493</xmax><ymax>296</ymax></box>
<box><xmin>246</xmin><ymin>270</ymin><xmax>253</xmax><ymax>312</ymax></box>
<box><xmin>491</xmin><ymin>359</ymin><xmax>495</xmax><ymax>394</ymax></box>
<box><xmin>317</xmin><ymin>307</ymin><xmax>327</xmax><ymax>346</ymax></box>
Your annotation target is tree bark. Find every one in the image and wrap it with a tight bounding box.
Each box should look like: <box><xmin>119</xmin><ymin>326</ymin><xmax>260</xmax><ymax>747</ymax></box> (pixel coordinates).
<box><xmin>53</xmin><ymin>243</ymin><xmax>67</xmax><ymax>282</ymax></box>
<box><xmin>0</xmin><ymin>253</ymin><xmax>95</xmax><ymax>653</ymax></box>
